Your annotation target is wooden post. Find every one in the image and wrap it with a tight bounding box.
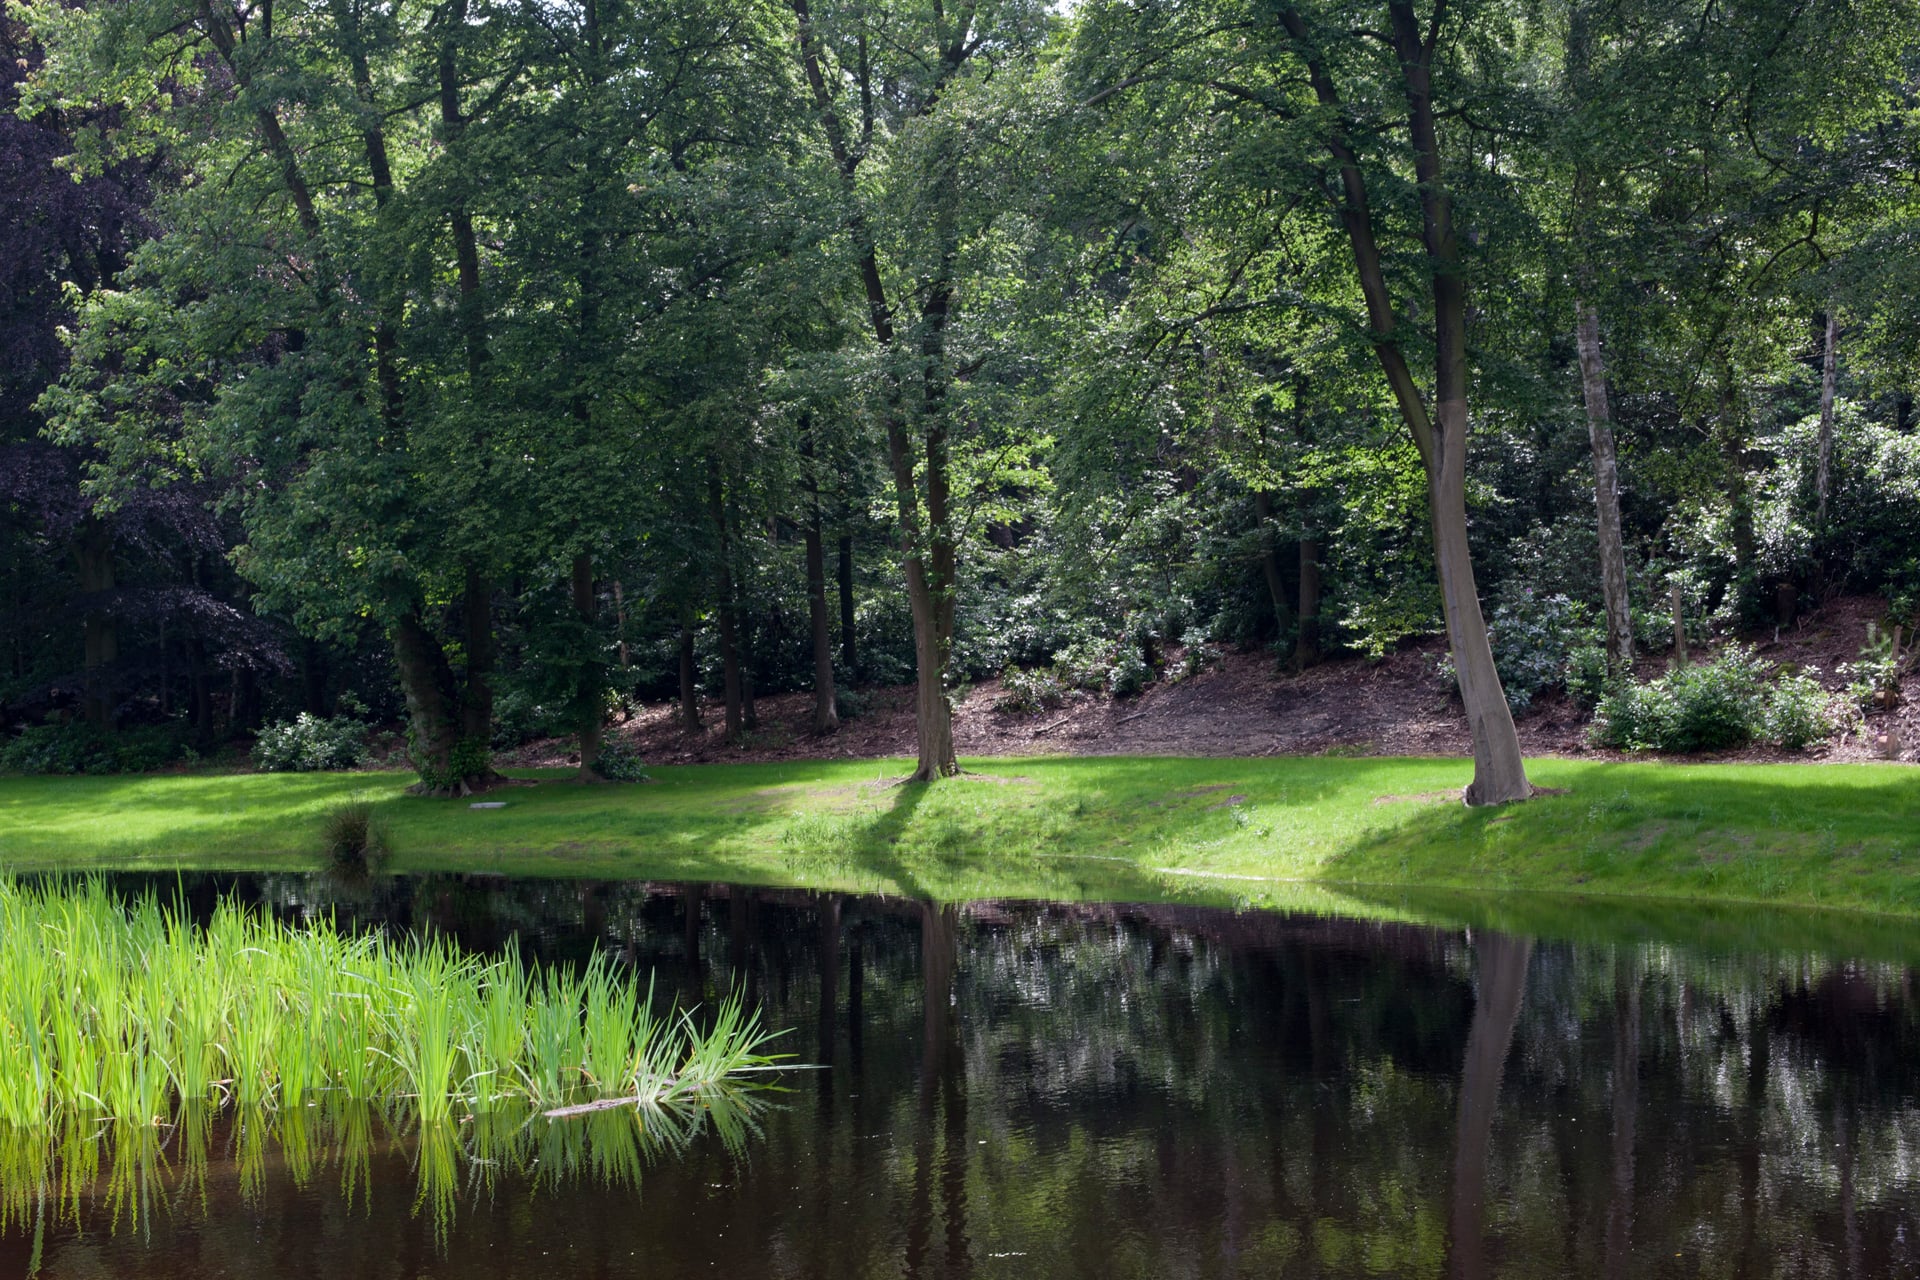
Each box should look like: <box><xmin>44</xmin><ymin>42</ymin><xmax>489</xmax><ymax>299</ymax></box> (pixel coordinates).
<box><xmin>1670</xmin><ymin>584</ymin><xmax>1687</xmax><ymax>668</ymax></box>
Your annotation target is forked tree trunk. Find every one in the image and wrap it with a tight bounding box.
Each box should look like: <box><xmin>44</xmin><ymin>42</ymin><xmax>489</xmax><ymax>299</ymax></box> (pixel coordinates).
<box><xmin>803</xmin><ymin>428</ymin><xmax>841</xmax><ymax>734</ymax></box>
<box><xmin>1284</xmin><ymin>0</ymin><xmax>1530</xmax><ymax>803</ymax></box>
<box><xmin>571</xmin><ymin>553</ymin><xmax>604</xmax><ymax>779</ymax></box>
<box><xmin>1295</xmin><ymin>537</ymin><xmax>1323</xmax><ymax>669</ymax></box>
<box><xmin>1816</xmin><ymin>310</ymin><xmax>1838</xmax><ymax>528</ymax></box>
<box><xmin>1576</xmin><ymin>299</ymin><xmax>1635</xmax><ymax>676</ymax></box>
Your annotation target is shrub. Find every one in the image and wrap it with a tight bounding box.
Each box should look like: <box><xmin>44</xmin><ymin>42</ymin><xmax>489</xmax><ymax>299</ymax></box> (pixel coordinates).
<box><xmin>1592</xmin><ymin>646</ymin><xmax>1831</xmax><ymax>753</ymax></box>
<box><xmin>1763</xmin><ymin>671</ymin><xmax>1835</xmax><ymax>751</ymax></box>
<box><xmin>591</xmin><ymin>739</ymin><xmax>649</xmax><ymax>782</ymax></box>
<box><xmin>1437</xmin><ymin>591</ymin><xmax>1603</xmax><ymax>712</ymax></box>
<box><xmin>0</xmin><ymin>721</ymin><xmax>191</xmax><ymax>775</ymax></box>
<box><xmin>833</xmin><ymin>686</ymin><xmax>870</xmax><ymax>722</ymax></box>
<box><xmin>1107</xmin><ymin>646</ymin><xmax>1153</xmax><ymax>699</ymax></box>
<box><xmin>1564</xmin><ymin>643</ymin><xmax>1612</xmax><ymax>711</ymax></box>
<box><xmin>996</xmin><ymin>667</ymin><xmax>1067</xmax><ymax>715</ymax></box>
<box><xmin>251</xmin><ymin>713</ymin><xmax>369</xmax><ymax>772</ymax></box>
<box><xmin>1838</xmin><ymin>622</ymin><xmax>1902</xmax><ymax>711</ymax></box>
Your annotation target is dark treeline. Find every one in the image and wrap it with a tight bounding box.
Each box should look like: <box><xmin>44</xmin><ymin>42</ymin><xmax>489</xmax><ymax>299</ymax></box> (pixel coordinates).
<box><xmin>5</xmin><ymin>0</ymin><xmax>1920</xmax><ymax>800</ymax></box>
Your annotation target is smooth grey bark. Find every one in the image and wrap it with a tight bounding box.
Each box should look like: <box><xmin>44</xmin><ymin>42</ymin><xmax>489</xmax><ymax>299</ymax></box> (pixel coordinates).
<box><xmin>1577</xmin><ymin>299</ymin><xmax>1636</xmax><ymax>675</ymax></box>
<box><xmin>1280</xmin><ymin>1</ymin><xmax>1530</xmax><ymax>804</ymax></box>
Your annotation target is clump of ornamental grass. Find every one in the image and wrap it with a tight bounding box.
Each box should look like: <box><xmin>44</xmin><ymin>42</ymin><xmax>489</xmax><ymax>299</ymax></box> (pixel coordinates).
<box><xmin>321</xmin><ymin>799</ymin><xmax>388</xmax><ymax>873</ymax></box>
<box><xmin>0</xmin><ymin>879</ymin><xmax>785</xmax><ymax>1134</ymax></box>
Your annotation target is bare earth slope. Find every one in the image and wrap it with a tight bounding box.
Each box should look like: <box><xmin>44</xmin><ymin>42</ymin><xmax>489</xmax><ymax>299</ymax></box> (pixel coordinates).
<box><xmin>500</xmin><ymin>595</ymin><xmax>1917</xmax><ymax>768</ymax></box>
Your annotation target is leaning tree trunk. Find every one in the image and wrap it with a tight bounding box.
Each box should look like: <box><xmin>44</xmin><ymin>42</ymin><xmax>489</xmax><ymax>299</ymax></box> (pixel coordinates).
<box><xmin>1445</xmin><ymin>932</ymin><xmax>1532</xmax><ymax>1280</ymax></box>
<box><xmin>571</xmin><ymin>553</ymin><xmax>604</xmax><ymax>780</ymax></box>
<box><xmin>1431</xmin><ymin>426</ymin><xmax>1531</xmax><ymax>804</ymax></box>
<box><xmin>1576</xmin><ymin>299</ymin><xmax>1635</xmax><ymax>676</ymax></box>
<box><xmin>1286</xmin><ymin>0</ymin><xmax>1530</xmax><ymax>804</ymax></box>
<box><xmin>1816</xmin><ymin>309</ymin><xmax>1839</xmax><ymax>528</ymax></box>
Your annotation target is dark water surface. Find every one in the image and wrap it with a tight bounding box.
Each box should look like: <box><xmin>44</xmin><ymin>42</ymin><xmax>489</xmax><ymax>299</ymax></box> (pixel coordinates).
<box><xmin>3</xmin><ymin>874</ymin><xmax>1919</xmax><ymax>1279</ymax></box>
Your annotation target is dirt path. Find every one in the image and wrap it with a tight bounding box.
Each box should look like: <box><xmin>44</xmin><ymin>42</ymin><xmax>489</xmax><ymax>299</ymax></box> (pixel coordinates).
<box><xmin>498</xmin><ymin>595</ymin><xmax>1917</xmax><ymax>769</ymax></box>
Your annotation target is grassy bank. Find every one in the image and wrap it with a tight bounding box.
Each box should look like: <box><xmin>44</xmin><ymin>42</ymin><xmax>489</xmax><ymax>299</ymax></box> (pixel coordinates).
<box><xmin>3</xmin><ymin>755</ymin><xmax>1918</xmax><ymax>920</ymax></box>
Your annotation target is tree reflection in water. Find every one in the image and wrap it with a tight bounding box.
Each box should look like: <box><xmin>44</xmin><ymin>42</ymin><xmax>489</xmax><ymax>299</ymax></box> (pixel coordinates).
<box><xmin>4</xmin><ymin>873</ymin><xmax>1920</xmax><ymax>1279</ymax></box>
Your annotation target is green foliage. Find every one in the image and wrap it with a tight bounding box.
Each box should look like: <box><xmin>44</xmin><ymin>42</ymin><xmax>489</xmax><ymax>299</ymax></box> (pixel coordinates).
<box><xmin>251</xmin><ymin>714</ymin><xmax>368</xmax><ymax>773</ymax></box>
<box><xmin>996</xmin><ymin>667</ymin><xmax>1068</xmax><ymax>715</ymax></box>
<box><xmin>1593</xmin><ymin>647</ymin><xmax>1832</xmax><ymax>753</ymax></box>
<box><xmin>0</xmin><ymin>878</ymin><xmax>781</xmax><ymax>1128</ymax></box>
<box><xmin>1439</xmin><ymin>591</ymin><xmax>1602</xmax><ymax>712</ymax></box>
<box><xmin>0</xmin><ymin>722</ymin><xmax>191</xmax><ymax>776</ymax></box>
<box><xmin>1565</xmin><ymin>643</ymin><xmax>1612</xmax><ymax>712</ymax></box>
<box><xmin>590</xmin><ymin>740</ymin><xmax>649</xmax><ymax>783</ymax></box>
<box><xmin>1838</xmin><ymin>622</ymin><xmax>1902</xmax><ymax>710</ymax></box>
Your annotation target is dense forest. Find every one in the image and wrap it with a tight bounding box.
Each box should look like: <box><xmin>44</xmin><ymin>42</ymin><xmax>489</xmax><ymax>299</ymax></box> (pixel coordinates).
<box><xmin>5</xmin><ymin>0</ymin><xmax>1920</xmax><ymax>803</ymax></box>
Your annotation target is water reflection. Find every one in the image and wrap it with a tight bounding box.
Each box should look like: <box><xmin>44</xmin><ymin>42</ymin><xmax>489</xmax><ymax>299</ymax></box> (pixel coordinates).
<box><xmin>3</xmin><ymin>875</ymin><xmax>1919</xmax><ymax>1278</ymax></box>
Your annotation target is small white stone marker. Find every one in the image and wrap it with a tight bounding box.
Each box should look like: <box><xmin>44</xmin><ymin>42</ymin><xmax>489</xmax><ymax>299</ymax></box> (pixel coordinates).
<box><xmin>469</xmin><ymin>802</ymin><xmax>507</xmax><ymax>810</ymax></box>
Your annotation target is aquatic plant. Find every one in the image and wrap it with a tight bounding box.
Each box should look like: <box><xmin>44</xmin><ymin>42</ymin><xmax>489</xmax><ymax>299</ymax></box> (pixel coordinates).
<box><xmin>321</xmin><ymin>799</ymin><xmax>387</xmax><ymax>872</ymax></box>
<box><xmin>0</xmin><ymin>879</ymin><xmax>783</xmax><ymax>1129</ymax></box>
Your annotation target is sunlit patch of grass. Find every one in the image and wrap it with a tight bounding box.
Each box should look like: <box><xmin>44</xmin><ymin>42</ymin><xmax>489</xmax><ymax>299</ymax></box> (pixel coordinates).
<box><xmin>4</xmin><ymin>756</ymin><xmax>1920</xmax><ymax>919</ymax></box>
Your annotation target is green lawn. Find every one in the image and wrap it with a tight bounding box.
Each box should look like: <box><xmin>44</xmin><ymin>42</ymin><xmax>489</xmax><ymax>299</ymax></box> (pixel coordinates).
<box><xmin>4</xmin><ymin>755</ymin><xmax>1918</xmax><ymax>932</ymax></box>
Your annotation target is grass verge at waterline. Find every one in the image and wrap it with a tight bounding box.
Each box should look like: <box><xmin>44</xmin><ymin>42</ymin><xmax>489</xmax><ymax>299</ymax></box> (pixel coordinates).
<box><xmin>0</xmin><ymin>879</ymin><xmax>780</xmax><ymax>1130</ymax></box>
<box><xmin>3</xmin><ymin>755</ymin><xmax>1918</xmax><ymax>918</ymax></box>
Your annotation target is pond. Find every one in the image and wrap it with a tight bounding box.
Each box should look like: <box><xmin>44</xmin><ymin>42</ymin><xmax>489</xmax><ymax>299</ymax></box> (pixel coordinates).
<box><xmin>3</xmin><ymin>873</ymin><xmax>1918</xmax><ymax>1278</ymax></box>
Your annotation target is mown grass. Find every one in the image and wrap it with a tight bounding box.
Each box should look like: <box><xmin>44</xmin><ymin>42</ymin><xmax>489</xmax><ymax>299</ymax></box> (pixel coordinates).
<box><xmin>3</xmin><ymin>755</ymin><xmax>1918</xmax><ymax>923</ymax></box>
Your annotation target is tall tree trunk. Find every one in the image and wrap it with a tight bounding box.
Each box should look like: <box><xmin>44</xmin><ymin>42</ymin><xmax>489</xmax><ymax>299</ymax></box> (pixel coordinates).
<box><xmin>1295</xmin><ymin>536</ymin><xmax>1323</xmax><ymax>670</ymax></box>
<box><xmin>1283</xmin><ymin>1</ymin><xmax>1529</xmax><ymax>803</ymax></box>
<box><xmin>74</xmin><ymin>517</ymin><xmax>117</xmax><ymax>727</ymax></box>
<box><xmin>1577</xmin><ymin>299</ymin><xmax>1636</xmax><ymax>676</ymax></box>
<box><xmin>1446</xmin><ymin>932</ymin><xmax>1532</xmax><ymax>1280</ymax></box>
<box><xmin>802</xmin><ymin>421</ymin><xmax>840</xmax><ymax>733</ymax></box>
<box><xmin>571</xmin><ymin>553</ymin><xmax>604</xmax><ymax>779</ymax></box>
<box><xmin>791</xmin><ymin>0</ymin><xmax>960</xmax><ymax>780</ymax></box>
<box><xmin>708</xmin><ymin>463</ymin><xmax>745</xmax><ymax>742</ymax></box>
<box><xmin>394</xmin><ymin>608</ymin><xmax>468</xmax><ymax>793</ymax></box>
<box><xmin>677</xmin><ymin>608</ymin><xmax>701</xmax><ymax>733</ymax></box>
<box><xmin>1816</xmin><ymin>309</ymin><xmax>1839</xmax><ymax>528</ymax></box>
<box><xmin>838</xmin><ymin>530</ymin><xmax>857</xmax><ymax>679</ymax></box>
<box><xmin>1252</xmin><ymin>490</ymin><xmax>1292</xmax><ymax>640</ymax></box>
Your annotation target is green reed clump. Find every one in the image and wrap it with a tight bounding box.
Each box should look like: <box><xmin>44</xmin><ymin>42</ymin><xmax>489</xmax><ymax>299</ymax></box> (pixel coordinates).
<box><xmin>321</xmin><ymin>800</ymin><xmax>388</xmax><ymax>872</ymax></box>
<box><xmin>0</xmin><ymin>879</ymin><xmax>783</xmax><ymax>1129</ymax></box>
